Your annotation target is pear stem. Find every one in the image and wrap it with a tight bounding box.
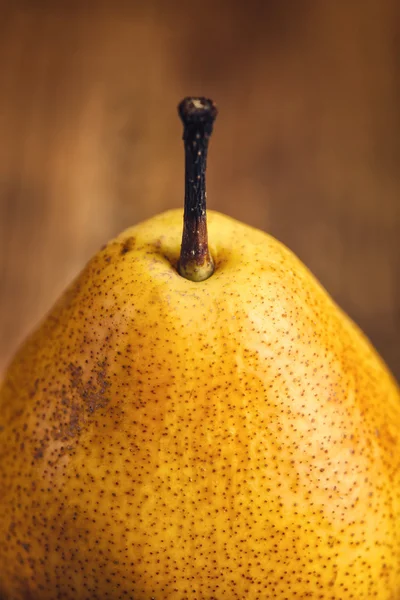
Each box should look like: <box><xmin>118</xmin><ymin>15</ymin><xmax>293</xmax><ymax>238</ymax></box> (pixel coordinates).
<box><xmin>178</xmin><ymin>97</ymin><xmax>217</xmax><ymax>282</ymax></box>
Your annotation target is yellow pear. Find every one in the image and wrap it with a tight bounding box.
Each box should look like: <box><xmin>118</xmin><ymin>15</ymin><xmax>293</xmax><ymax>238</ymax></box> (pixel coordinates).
<box><xmin>0</xmin><ymin>98</ymin><xmax>399</xmax><ymax>600</ymax></box>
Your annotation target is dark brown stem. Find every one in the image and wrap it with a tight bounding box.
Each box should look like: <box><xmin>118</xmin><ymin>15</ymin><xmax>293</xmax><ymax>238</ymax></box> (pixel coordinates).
<box><xmin>177</xmin><ymin>97</ymin><xmax>217</xmax><ymax>282</ymax></box>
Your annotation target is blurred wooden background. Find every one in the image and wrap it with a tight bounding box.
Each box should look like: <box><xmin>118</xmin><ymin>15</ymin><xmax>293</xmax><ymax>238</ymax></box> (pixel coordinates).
<box><xmin>0</xmin><ymin>1</ymin><xmax>399</xmax><ymax>379</ymax></box>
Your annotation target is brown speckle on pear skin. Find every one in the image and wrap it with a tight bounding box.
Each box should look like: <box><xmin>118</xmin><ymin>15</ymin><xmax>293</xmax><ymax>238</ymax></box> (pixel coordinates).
<box><xmin>120</xmin><ymin>236</ymin><xmax>136</xmax><ymax>255</ymax></box>
<box><xmin>0</xmin><ymin>209</ymin><xmax>399</xmax><ymax>599</ymax></box>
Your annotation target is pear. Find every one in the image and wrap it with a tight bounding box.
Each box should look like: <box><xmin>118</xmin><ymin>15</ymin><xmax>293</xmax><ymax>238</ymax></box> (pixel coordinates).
<box><xmin>0</xmin><ymin>98</ymin><xmax>399</xmax><ymax>600</ymax></box>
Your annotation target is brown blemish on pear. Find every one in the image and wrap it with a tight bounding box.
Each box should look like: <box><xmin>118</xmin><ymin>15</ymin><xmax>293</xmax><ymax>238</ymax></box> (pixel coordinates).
<box><xmin>120</xmin><ymin>236</ymin><xmax>136</xmax><ymax>255</ymax></box>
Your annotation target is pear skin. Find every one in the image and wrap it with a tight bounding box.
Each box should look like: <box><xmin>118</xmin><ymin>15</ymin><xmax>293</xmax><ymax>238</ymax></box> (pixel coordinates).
<box><xmin>0</xmin><ymin>209</ymin><xmax>399</xmax><ymax>599</ymax></box>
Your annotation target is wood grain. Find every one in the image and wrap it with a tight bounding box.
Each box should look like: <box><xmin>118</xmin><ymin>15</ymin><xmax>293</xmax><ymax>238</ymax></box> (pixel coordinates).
<box><xmin>0</xmin><ymin>0</ymin><xmax>399</xmax><ymax>379</ymax></box>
